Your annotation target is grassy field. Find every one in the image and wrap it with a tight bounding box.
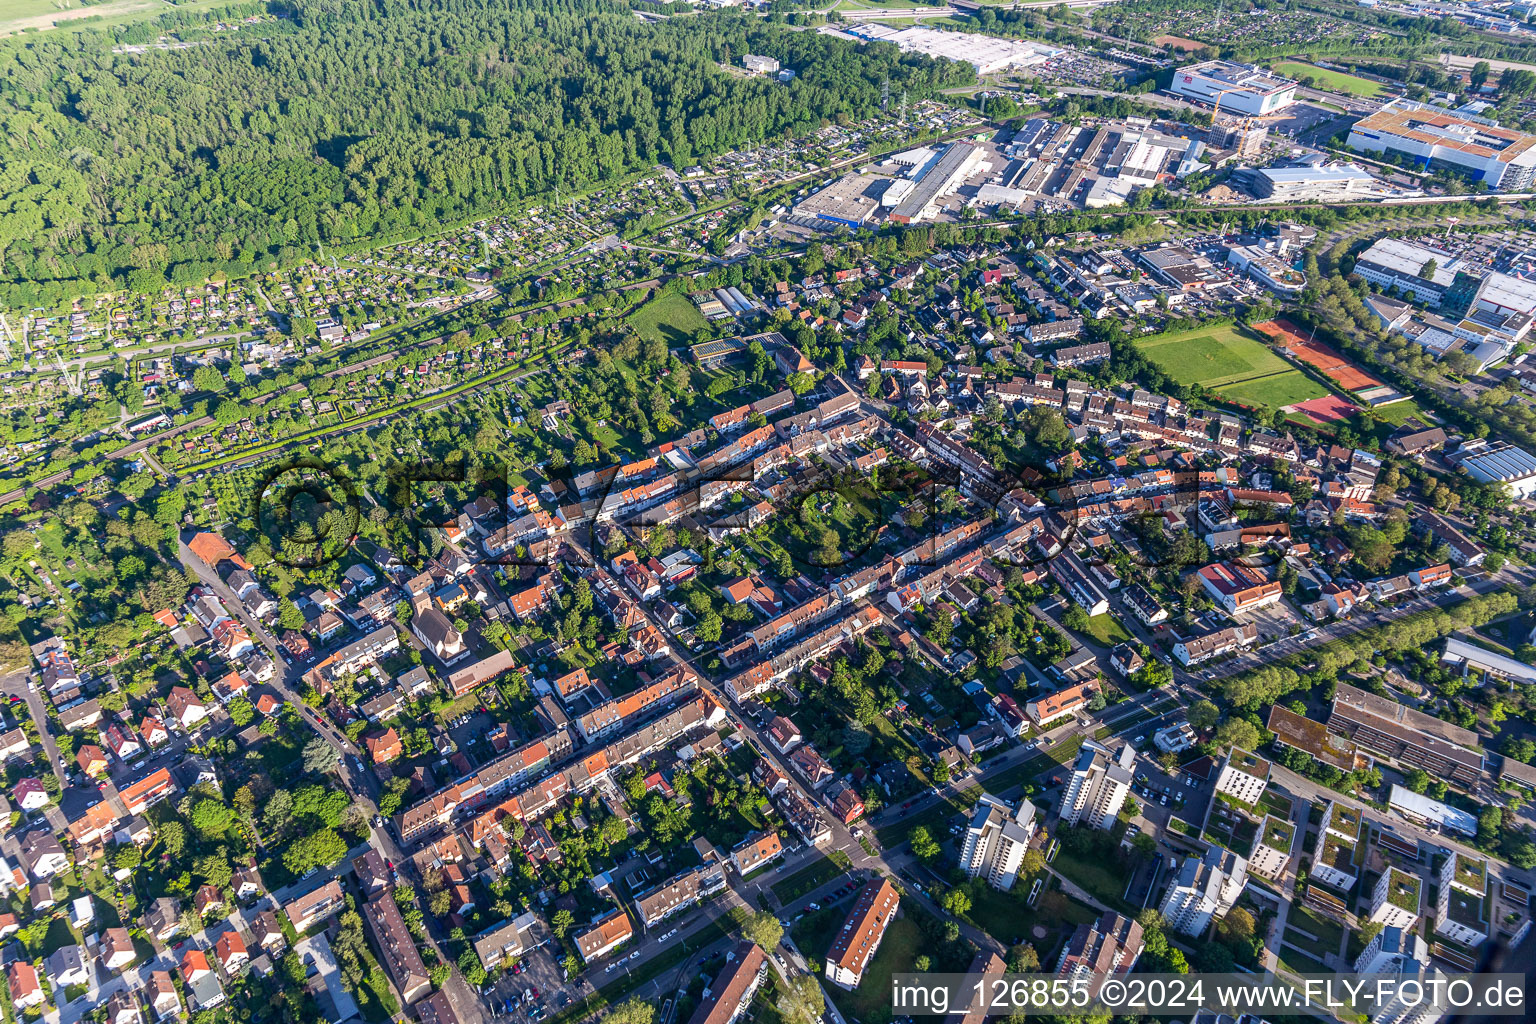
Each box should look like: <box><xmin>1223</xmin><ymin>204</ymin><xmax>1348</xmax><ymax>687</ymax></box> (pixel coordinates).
<box><xmin>1272</xmin><ymin>61</ymin><xmax>1386</xmax><ymax>99</ymax></box>
<box><xmin>1082</xmin><ymin>613</ymin><xmax>1133</xmax><ymax>647</ymax></box>
<box><xmin>829</xmin><ymin>916</ymin><xmax>926</xmax><ymax>1023</ymax></box>
<box><xmin>771</xmin><ymin>852</ymin><xmax>850</xmax><ymax>903</ymax></box>
<box><xmin>627</xmin><ymin>290</ymin><xmax>710</xmax><ymax>346</ymax></box>
<box><xmin>1136</xmin><ymin>325</ymin><xmax>1294</xmax><ymax>387</ymax></box>
<box><xmin>1218</xmin><ymin>370</ymin><xmax>1329</xmax><ymax>410</ymax></box>
<box><xmin>0</xmin><ymin>0</ymin><xmax>241</xmax><ymax>36</ymax></box>
<box><xmin>1371</xmin><ymin>398</ymin><xmax>1432</xmax><ymax>426</ymax></box>
<box><xmin>1137</xmin><ymin>325</ymin><xmax>1327</xmax><ymax>410</ymax></box>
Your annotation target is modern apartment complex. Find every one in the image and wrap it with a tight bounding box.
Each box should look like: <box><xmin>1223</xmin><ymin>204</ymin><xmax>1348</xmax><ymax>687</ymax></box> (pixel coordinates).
<box><xmin>1435</xmin><ymin>852</ymin><xmax>1490</xmax><ymax>946</ymax></box>
<box><xmin>1214</xmin><ymin>748</ymin><xmax>1270</xmax><ymax>806</ymax></box>
<box><xmin>1057</xmin><ymin>739</ymin><xmax>1134</xmax><ymax>830</ymax></box>
<box><xmin>1158</xmin><ymin>846</ymin><xmax>1248</xmax><ymax>937</ymax></box>
<box><xmin>1311</xmin><ymin>800</ymin><xmax>1364</xmax><ymax>890</ymax></box>
<box><xmin>958</xmin><ymin>793</ymin><xmax>1038</xmax><ymax>891</ymax></box>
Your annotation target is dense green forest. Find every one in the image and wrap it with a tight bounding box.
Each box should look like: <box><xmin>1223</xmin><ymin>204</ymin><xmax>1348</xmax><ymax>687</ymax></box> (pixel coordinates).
<box><xmin>0</xmin><ymin>0</ymin><xmax>970</xmax><ymax>304</ymax></box>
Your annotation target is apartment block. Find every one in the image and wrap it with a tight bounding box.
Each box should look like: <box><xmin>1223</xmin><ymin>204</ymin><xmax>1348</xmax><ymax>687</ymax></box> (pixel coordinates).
<box><xmin>1247</xmin><ymin>814</ymin><xmax>1295</xmax><ymax>880</ymax></box>
<box><xmin>1311</xmin><ymin>801</ymin><xmax>1363</xmax><ymax>890</ymax></box>
<box><xmin>1436</xmin><ymin>852</ymin><xmax>1490</xmax><ymax>947</ymax></box>
<box><xmin>825</xmin><ymin>878</ymin><xmax>900</xmax><ymax>990</ymax></box>
<box><xmin>958</xmin><ymin>793</ymin><xmax>1037</xmax><ymax>891</ymax></box>
<box><xmin>1055</xmin><ymin>911</ymin><xmax>1143</xmax><ymax>996</ymax></box>
<box><xmin>1057</xmin><ymin>739</ymin><xmax>1134</xmax><ymax>831</ymax></box>
<box><xmin>1214</xmin><ymin>748</ymin><xmax>1270</xmax><ymax>806</ymax></box>
<box><xmin>1158</xmin><ymin>846</ymin><xmax>1248</xmax><ymax>937</ymax></box>
<box><xmin>1367</xmin><ymin>867</ymin><xmax>1422</xmax><ymax>930</ymax></box>
<box><xmin>685</xmin><ymin>942</ymin><xmax>768</xmax><ymax>1024</ymax></box>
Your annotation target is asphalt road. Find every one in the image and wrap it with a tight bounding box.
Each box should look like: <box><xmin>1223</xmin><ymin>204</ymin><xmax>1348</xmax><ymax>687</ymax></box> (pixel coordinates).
<box><xmin>174</xmin><ymin>536</ymin><xmax>486</xmax><ymax>1024</ymax></box>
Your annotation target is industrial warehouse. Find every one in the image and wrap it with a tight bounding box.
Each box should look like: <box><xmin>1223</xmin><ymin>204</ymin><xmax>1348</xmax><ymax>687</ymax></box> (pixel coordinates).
<box><xmin>789</xmin><ymin>117</ymin><xmax>1217</xmax><ymax>227</ymax></box>
<box><xmin>840</xmin><ymin>24</ymin><xmax>1062</xmax><ymax>75</ymax></box>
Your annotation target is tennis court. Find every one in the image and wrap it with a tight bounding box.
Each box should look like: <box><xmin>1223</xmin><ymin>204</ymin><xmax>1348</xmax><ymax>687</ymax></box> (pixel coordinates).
<box><xmin>1253</xmin><ymin>319</ymin><xmax>1382</xmax><ymax>392</ymax></box>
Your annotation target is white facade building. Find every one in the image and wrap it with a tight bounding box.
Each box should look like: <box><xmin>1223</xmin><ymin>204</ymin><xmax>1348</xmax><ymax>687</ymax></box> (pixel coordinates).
<box><xmin>1435</xmin><ymin>852</ymin><xmax>1490</xmax><ymax>946</ymax></box>
<box><xmin>1057</xmin><ymin>739</ymin><xmax>1135</xmax><ymax>831</ymax></box>
<box><xmin>958</xmin><ymin>793</ymin><xmax>1038</xmax><ymax>891</ymax></box>
<box><xmin>1168</xmin><ymin>61</ymin><xmax>1297</xmax><ymax>116</ymax></box>
<box><xmin>1247</xmin><ymin>814</ymin><xmax>1295</xmax><ymax>880</ymax></box>
<box><xmin>1367</xmin><ymin>867</ymin><xmax>1422</xmax><ymax>930</ymax></box>
<box><xmin>1348</xmin><ymin>100</ymin><xmax>1536</xmax><ymax>191</ymax></box>
<box><xmin>1158</xmin><ymin>846</ymin><xmax>1249</xmax><ymax>937</ymax></box>
<box><xmin>1214</xmin><ymin>748</ymin><xmax>1270</xmax><ymax>806</ymax></box>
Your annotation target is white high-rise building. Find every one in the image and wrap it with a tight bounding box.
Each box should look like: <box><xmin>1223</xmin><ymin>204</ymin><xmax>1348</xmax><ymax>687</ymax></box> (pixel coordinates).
<box><xmin>1247</xmin><ymin>814</ymin><xmax>1295</xmax><ymax>880</ymax></box>
<box><xmin>1057</xmin><ymin>739</ymin><xmax>1135</xmax><ymax>831</ymax></box>
<box><xmin>1435</xmin><ymin>852</ymin><xmax>1490</xmax><ymax>947</ymax></box>
<box><xmin>1311</xmin><ymin>800</ymin><xmax>1363</xmax><ymax>890</ymax></box>
<box><xmin>1354</xmin><ymin>925</ymin><xmax>1430</xmax><ymax>974</ymax></box>
<box><xmin>1214</xmin><ymin>748</ymin><xmax>1270</xmax><ymax>806</ymax></box>
<box><xmin>958</xmin><ymin>793</ymin><xmax>1037</xmax><ymax>891</ymax></box>
<box><xmin>1367</xmin><ymin>867</ymin><xmax>1422</xmax><ymax>930</ymax></box>
<box><xmin>1158</xmin><ymin>846</ymin><xmax>1248</xmax><ymax>937</ymax></box>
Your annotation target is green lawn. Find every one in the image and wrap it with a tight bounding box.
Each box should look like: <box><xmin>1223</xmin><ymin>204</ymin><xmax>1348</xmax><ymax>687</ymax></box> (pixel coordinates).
<box><xmin>828</xmin><ymin>916</ymin><xmax>926</xmax><ymax>1023</ymax></box>
<box><xmin>1052</xmin><ymin>852</ymin><xmax>1137</xmax><ymax>913</ymax></box>
<box><xmin>1279</xmin><ymin>948</ymin><xmax>1332</xmax><ymax>975</ymax></box>
<box><xmin>1217</xmin><ymin>370</ymin><xmax>1329</xmax><ymax>410</ymax></box>
<box><xmin>1272</xmin><ymin>61</ymin><xmax>1386</xmax><ymax>99</ymax></box>
<box><xmin>1370</xmin><ymin>398</ymin><xmax>1432</xmax><ymax>427</ymax></box>
<box><xmin>0</xmin><ymin>0</ymin><xmax>245</xmax><ymax>36</ymax></box>
<box><xmin>771</xmin><ymin>852</ymin><xmax>852</xmax><ymax>904</ymax></box>
<box><xmin>1081</xmin><ymin>613</ymin><xmax>1133</xmax><ymax>647</ymax></box>
<box><xmin>874</xmin><ymin>785</ymin><xmax>983</xmax><ymax>848</ymax></box>
<box><xmin>1135</xmin><ymin>325</ymin><xmax>1294</xmax><ymax>387</ymax></box>
<box><xmin>1287</xmin><ymin>906</ymin><xmax>1346</xmax><ymax>954</ymax></box>
<box><xmin>627</xmin><ymin>290</ymin><xmax>710</xmax><ymax>346</ymax></box>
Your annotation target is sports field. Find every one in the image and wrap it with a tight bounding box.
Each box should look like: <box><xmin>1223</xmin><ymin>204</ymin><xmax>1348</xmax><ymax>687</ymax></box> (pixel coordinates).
<box><xmin>627</xmin><ymin>290</ymin><xmax>710</xmax><ymax>346</ymax></box>
<box><xmin>1137</xmin><ymin>324</ymin><xmax>1329</xmax><ymax>413</ymax></box>
<box><xmin>1253</xmin><ymin>319</ymin><xmax>1382</xmax><ymax>391</ymax></box>
<box><xmin>1137</xmin><ymin>325</ymin><xmax>1292</xmax><ymax>385</ymax></box>
<box><xmin>1292</xmin><ymin>394</ymin><xmax>1359</xmax><ymax>424</ymax></box>
<box><xmin>1271</xmin><ymin>61</ymin><xmax>1386</xmax><ymax>99</ymax></box>
<box><xmin>1219</xmin><ymin>372</ymin><xmax>1331</xmax><ymax>410</ymax></box>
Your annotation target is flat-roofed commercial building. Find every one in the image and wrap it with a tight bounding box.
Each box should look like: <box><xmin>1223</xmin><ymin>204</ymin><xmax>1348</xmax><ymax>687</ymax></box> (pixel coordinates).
<box><xmin>889</xmin><ymin>142</ymin><xmax>983</xmax><ymax>225</ymax></box>
<box><xmin>1387</xmin><ymin>784</ymin><xmax>1477</xmax><ymax>836</ymax></box>
<box><xmin>1242</xmin><ymin>164</ymin><xmax>1380</xmax><ymax>202</ymax></box>
<box><xmin>1327</xmin><ymin>683</ymin><xmax>1484</xmax><ymax>786</ymax></box>
<box><xmin>1351</xmin><ymin>237</ymin><xmax>1465</xmax><ymax>307</ymax></box>
<box><xmin>1348</xmin><ymin>100</ymin><xmax>1536</xmax><ymax>191</ymax></box>
<box><xmin>1168</xmin><ymin>61</ymin><xmax>1297</xmax><ymax>116</ymax></box>
<box><xmin>1455</xmin><ymin>441</ymin><xmax>1536</xmax><ymax>499</ymax></box>
<box><xmin>1443</xmin><ymin>635</ymin><xmax>1536</xmax><ymax>686</ymax></box>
